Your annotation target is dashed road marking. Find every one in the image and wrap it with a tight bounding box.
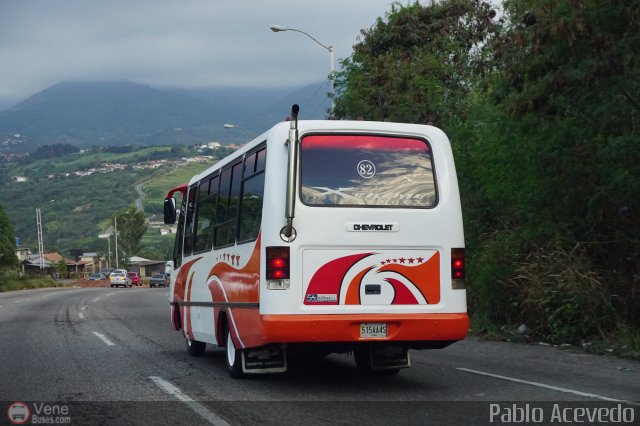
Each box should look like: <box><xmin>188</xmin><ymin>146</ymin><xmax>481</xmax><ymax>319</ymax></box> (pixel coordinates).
<box><xmin>92</xmin><ymin>332</ymin><xmax>115</xmax><ymax>346</ymax></box>
<box><xmin>78</xmin><ymin>312</ymin><xmax>85</xmax><ymax>319</ymax></box>
<box><xmin>91</xmin><ymin>297</ymin><xmax>102</xmax><ymax>303</ymax></box>
<box><xmin>81</xmin><ymin>305</ymin><xmax>88</xmax><ymax>311</ymax></box>
<box><xmin>149</xmin><ymin>376</ymin><xmax>231</xmax><ymax>426</ymax></box>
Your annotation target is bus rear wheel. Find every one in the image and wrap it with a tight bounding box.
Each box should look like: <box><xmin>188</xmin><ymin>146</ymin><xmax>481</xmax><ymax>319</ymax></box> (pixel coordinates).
<box><xmin>225</xmin><ymin>326</ymin><xmax>244</xmax><ymax>378</ymax></box>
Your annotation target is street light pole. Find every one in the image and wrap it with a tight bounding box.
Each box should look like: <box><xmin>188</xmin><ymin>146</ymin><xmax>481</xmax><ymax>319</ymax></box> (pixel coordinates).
<box><xmin>270</xmin><ymin>25</ymin><xmax>335</xmax><ymax>116</ymax></box>
<box><xmin>223</xmin><ymin>124</ymin><xmax>257</xmax><ymax>138</ymax></box>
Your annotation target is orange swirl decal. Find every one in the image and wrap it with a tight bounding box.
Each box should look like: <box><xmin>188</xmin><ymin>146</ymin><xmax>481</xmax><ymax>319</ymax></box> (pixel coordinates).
<box><xmin>173</xmin><ymin>257</ymin><xmax>202</xmax><ymax>302</ymax></box>
<box><xmin>305</xmin><ymin>253</ymin><xmax>374</xmax><ymax>305</ymax></box>
<box><xmin>306</xmin><ymin>251</ymin><xmax>440</xmax><ymax>305</ymax></box>
<box><xmin>207</xmin><ymin>234</ymin><xmax>261</xmax><ymax>304</ymax></box>
<box><xmin>377</xmin><ymin>252</ymin><xmax>440</xmax><ymax>304</ymax></box>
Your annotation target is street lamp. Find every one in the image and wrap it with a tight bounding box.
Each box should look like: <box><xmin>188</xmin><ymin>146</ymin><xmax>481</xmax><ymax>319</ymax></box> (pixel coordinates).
<box><xmin>223</xmin><ymin>124</ymin><xmax>256</xmax><ymax>138</ymax></box>
<box><xmin>270</xmin><ymin>24</ymin><xmax>335</xmax><ymax>116</ymax></box>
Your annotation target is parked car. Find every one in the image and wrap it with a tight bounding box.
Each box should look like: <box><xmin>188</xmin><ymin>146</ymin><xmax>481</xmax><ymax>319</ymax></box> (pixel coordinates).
<box><xmin>127</xmin><ymin>271</ymin><xmax>141</xmax><ymax>286</ymax></box>
<box><xmin>110</xmin><ymin>271</ymin><xmax>132</xmax><ymax>288</ymax></box>
<box><xmin>149</xmin><ymin>274</ymin><xmax>168</xmax><ymax>288</ymax></box>
<box><xmin>88</xmin><ymin>273</ymin><xmax>107</xmax><ymax>281</ymax></box>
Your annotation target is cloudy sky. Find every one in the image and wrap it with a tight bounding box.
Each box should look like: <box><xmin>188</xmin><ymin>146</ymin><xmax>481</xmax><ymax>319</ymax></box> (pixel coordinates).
<box><xmin>0</xmin><ymin>0</ymin><xmax>399</xmax><ymax>108</ymax></box>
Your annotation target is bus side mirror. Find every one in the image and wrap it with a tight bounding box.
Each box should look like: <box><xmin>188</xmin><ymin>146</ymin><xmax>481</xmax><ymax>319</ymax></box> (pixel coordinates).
<box><xmin>164</xmin><ymin>198</ymin><xmax>176</xmax><ymax>224</ymax></box>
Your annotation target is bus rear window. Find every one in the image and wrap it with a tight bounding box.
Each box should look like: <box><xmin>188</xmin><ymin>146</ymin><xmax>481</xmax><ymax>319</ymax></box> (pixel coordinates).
<box><xmin>300</xmin><ymin>134</ymin><xmax>437</xmax><ymax>208</ymax></box>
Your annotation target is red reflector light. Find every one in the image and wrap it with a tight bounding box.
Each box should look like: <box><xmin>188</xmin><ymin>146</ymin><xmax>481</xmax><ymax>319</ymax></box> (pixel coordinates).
<box><xmin>269</xmin><ymin>269</ymin><xmax>286</xmax><ymax>279</ymax></box>
<box><xmin>451</xmin><ymin>248</ymin><xmax>465</xmax><ymax>280</ymax></box>
<box><xmin>270</xmin><ymin>258</ymin><xmax>285</xmax><ymax>268</ymax></box>
<box><xmin>266</xmin><ymin>246</ymin><xmax>290</xmax><ymax>280</ymax></box>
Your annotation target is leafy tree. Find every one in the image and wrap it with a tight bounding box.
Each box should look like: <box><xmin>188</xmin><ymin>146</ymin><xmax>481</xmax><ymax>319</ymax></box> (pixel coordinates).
<box><xmin>333</xmin><ymin>0</ymin><xmax>640</xmax><ymax>341</ymax></box>
<box><xmin>115</xmin><ymin>206</ymin><xmax>147</xmax><ymax>264</ymax></box>
<box><xmin>478</xmin><ymin>0</ymin><xmax>640</xmax><ymax>326</ymax></box>
<box><xmin>0</xmin><ymin>204</ymin><xmax>18</xmax><ymax>269</ymax></box>
<box><xmin>332</xmin><ymin>0</ymin><xmax>499</xmax><ymax>127</ymax></box>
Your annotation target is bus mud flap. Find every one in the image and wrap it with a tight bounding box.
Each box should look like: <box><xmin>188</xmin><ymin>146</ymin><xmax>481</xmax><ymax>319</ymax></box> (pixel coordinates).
<box><xmin>366</xmin><ymin>343</ymin><xmax>411</xmax><ymax>371</ymax></box>
<box><xmin>242</xmin><ymin>344</ymin><xmax>287</xmax><ymax>374</ymax></box>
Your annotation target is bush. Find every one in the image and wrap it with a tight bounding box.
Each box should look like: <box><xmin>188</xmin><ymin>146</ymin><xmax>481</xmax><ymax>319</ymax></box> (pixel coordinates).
<box><xmin>0</xmin><ymin>270</ymin><xmax>59</xmax><ymax>292</ymax></box>
<box><xmin>507</xmin><ymin>244</ymin><xmax>617</xmax><ymax>343</ymax></box>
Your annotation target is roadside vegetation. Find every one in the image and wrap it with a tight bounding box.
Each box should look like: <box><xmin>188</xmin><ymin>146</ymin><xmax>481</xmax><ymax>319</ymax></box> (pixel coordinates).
<box><xmin>333</xmin><ymin>0</ymin><xmax>639</xmax><ymax>358</ymax></box>
<box><xmin>0</xmin><ymin>271</ymin><xmax>62</xmax><ymax>292</ymax></box>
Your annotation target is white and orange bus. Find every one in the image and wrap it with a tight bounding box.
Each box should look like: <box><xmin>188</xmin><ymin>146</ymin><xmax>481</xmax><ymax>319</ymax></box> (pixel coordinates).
<box><xmin>163</xmin><ymin>106</ymin><xmax>468</xmax><ymax>378</ymax></box>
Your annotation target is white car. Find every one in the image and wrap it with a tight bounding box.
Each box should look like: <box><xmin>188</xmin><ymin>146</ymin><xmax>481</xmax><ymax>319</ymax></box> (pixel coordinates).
<box><xmin>110</xmin><ymin>271</ymin><xmax>132</xmax><ymax>288</ymax></box>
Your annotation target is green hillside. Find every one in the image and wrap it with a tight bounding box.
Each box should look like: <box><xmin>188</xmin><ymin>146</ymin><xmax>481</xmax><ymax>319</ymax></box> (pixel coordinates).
<box><xmin>1</xmin><ymin>146</ymin><xmax>228</xmax><ymax>258</ymax></box>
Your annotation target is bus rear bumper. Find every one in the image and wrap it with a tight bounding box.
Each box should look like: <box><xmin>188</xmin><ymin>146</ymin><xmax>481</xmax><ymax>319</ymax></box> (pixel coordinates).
<box><xmin>243</xmin><ymin>313</ymin><xmax>469</xmax><ymax>348</ymax></box>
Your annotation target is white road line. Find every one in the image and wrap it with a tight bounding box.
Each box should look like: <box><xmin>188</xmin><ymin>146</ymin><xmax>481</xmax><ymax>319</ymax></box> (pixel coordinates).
<box><xmin>106</xmin><ymin>292</ymin><xmax>115</xmax><ymax>297</ymax></box>
<box><xmin>41</xmin><ymin>293</ymin><xmax>57</xmax><ymax>299</ymax></box>
<box><xmin>78</xmin><ymin>312</ymin><xmax>85</xmax><ymax>319</ymax></box>
<box><xmin>81</xmin><ymin>305</ymin><xmax>88</xmax><ymax>311</ymax></box>
<box><xmin>149</xmin><ymin>376</ymin><xmax>231</xmax><ymax>426</ymax></box>
<box><xmin>91</xmin><ymin>297</ymin><xmax>102</xmax><ymax>303</ymax></box>
<box><xmin>457</xmin><ymin>367</ymin><xmax>640</xmax><ymax>406</ymax></box>
<box><xmin>14</xmin><ymin>299</ymin><xmax>29</xmax><ymax>303</ymax></box>
<box><xmin>92</xmin><ymin>332</ymin><xmax>115</xmax><ymax>346</ymax></box>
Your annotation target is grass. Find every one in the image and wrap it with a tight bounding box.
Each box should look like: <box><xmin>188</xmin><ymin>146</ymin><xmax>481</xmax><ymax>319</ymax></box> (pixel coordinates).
<box><xmin>141</xmin><ymin>159</ymin><xmax>219</xmax><ymax>205</ymax></box>
<box><xmin>0</xmin><ymin>271</ymin><xmax>69</xmax><ymax>292</ymax></box>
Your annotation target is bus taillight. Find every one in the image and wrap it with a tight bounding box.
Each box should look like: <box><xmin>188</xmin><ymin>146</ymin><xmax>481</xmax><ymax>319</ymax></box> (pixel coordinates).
<box><xmin>266</xmin><ymin>246</ymin><xmax>290</xmax><ymax>289</ymax></box>
<box><xmin>451</xmin><ymin>248</ymin><xmax>466</xmax><ymax>289</ymax></box>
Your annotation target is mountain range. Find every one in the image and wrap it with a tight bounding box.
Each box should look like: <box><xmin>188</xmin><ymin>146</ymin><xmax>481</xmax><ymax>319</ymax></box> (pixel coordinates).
<box><xmin>0</xmin><ymin>80</ymin><xmax>332</xmax><ymax>148</ymax></box>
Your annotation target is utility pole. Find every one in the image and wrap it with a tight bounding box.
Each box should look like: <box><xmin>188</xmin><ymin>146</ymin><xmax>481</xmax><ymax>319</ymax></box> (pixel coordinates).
<box><xmin>114</xmin><ymin>216</ymin><xmax>118</xmax><ymax>268</ymax></box>
<box><xmin>36</xmin><ymin>208</ymin><xmax>44</xmax><ymax>273</ymax></box>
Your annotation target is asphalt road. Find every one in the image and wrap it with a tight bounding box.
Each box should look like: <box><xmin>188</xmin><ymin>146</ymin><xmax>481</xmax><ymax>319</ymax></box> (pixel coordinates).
<box><xmin>0</xmin><ymin>287</ymin><xmax>638</xmax><ymax>425</ymax></box>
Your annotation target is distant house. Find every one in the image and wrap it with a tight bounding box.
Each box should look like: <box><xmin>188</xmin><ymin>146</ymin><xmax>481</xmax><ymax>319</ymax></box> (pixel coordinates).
<box><xmin>129</xmin><ymin>256</ymin><xmax>166</xmax><ymax>278</ymax></box>
<box><xmin>80</xmin><ymin>253</ymin><xmax>101</xmax><ymax>274</ymax></box>
<box><xmin>21</xmin><ymin>252</ymin><xmax>90</xmax><ymax>278</ymax></box>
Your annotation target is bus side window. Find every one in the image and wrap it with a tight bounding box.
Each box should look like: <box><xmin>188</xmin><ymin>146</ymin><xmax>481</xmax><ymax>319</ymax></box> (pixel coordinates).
<box><xmin>214</xmin><ymin>162</ymin><xmax>242</xmax><ymax>248</ymax></box>
<box><xmin>183</xmin><ymin>184</ymin><xmax>197</xmax><ymax>256</ymax></box>
<box><xmin>239</xmin><ymin>147</ymin><xmax>266</xmax><ymax>243</ymax></box>
<box><xmin>193</xmin><ymin>174</ymin><xmax>218</xmax><ymax>253</ymax></box>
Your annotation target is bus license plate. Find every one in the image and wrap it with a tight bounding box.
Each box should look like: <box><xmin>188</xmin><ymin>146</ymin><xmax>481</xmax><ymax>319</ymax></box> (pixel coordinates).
<box><xmin>360</xmin><ymin>322</ymin><xmax>387</xmax><ymax>338</ymax></box>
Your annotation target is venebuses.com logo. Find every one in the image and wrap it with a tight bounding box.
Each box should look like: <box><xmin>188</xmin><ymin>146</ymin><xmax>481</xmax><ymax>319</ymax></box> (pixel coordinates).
<box><xmin>7</xmin><ymin>402</ymin><xmax>30</xmax><ymax>425</ymax></box>
<box><xmin>6</xmin><ymin>401</ymin><xmax>71</xmax><ymax>424</ymax></box>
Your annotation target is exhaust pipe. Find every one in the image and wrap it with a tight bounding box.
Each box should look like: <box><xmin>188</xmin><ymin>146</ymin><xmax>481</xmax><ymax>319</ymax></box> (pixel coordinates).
<box><xmin>282</xmin><ymin>104</ymin><xmax>300</xmax><ymax>242</ymax></box>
